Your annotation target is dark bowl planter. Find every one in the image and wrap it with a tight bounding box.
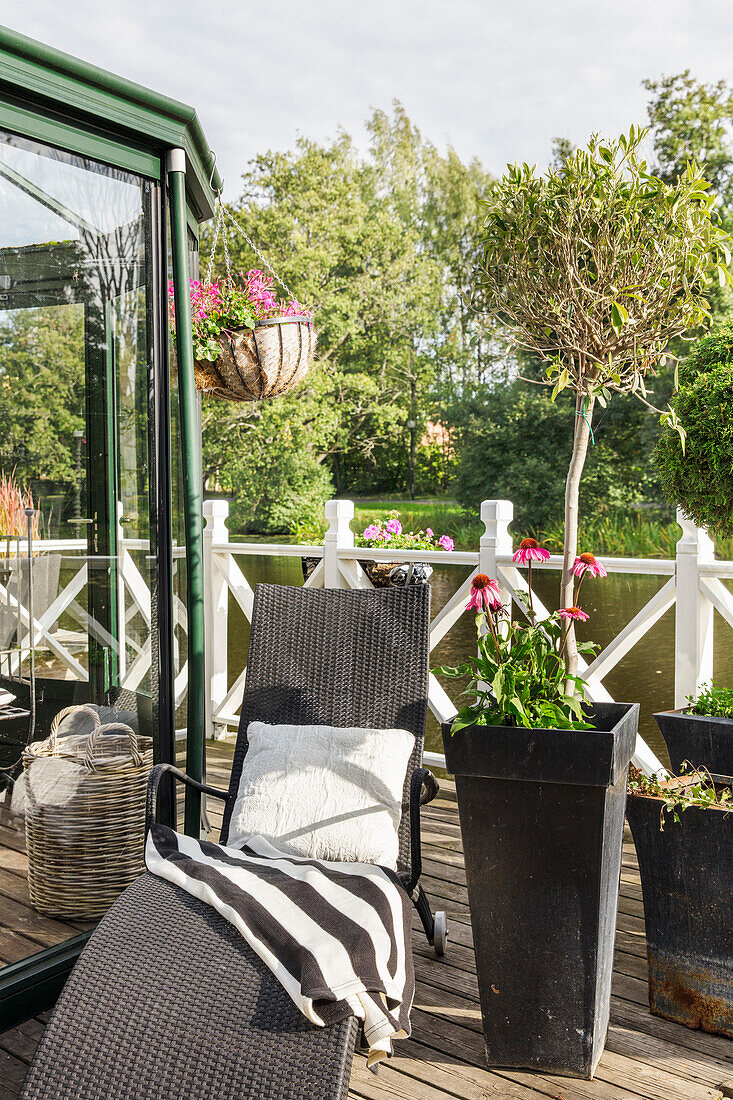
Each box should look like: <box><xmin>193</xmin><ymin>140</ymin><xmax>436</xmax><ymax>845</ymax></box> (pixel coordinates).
<box><xmin>654</xmin><ymin>708</ymin><xmax>733</xmax><ymax>777</ymax></box>
<box><xmin>442</xmin><ymin>701</ymin><xmax>638</xmax><ymax>1079</ymax></box>
<box><xmin>626</xmin><ymin>779</ymin><xmax>733</xmax><ymax>1038</ymax></box>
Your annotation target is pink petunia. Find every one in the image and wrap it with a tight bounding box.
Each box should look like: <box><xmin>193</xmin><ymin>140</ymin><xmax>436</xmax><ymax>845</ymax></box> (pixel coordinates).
<box><xmin>385</xmin><ymin>518</ymin><xmax>402</xmax><ymax>536</ymax></box>
<box><xmin>467</xmin><ymin>574</ymin><xmax>503</xmax><ymax>613</ymax></box>
<box><xmin>426</xmin><ymin>528</ymin><xmax>434</xmax><ymax>539</ymax></box>
<box><xmin>438</xmin><ymin>535</ymin><xmax>454</xmax><ymax>552</ymax></box>
<box><xmin>559</xmin><ymin>606</ymin><xmax>590</xmax><ymax>623</ymax></box>
<box><xmin>362</xmin><ymin>524</ymin><xmax>381</xmax><ymax>541</ymax></box>
<box><xmin>513</xmin><ymin>537</ymin><xmax>551</xmax><ymax>566</ymax></box>
<box><xmin>572</xmin><ymin>552</ymin><xmax>607</xmax><ymax>579</ymax></box>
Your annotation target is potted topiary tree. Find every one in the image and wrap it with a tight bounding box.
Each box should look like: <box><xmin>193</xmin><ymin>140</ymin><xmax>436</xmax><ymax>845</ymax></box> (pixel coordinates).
<box><xmin>654</xmin><ymin>321</ymin><xmax>733</xmax><ymax>775</ymax></box>
<box><xmin>443</xmin><ymin>128</ymin><xmax>732</xmax><ymax>1079</ymax></box>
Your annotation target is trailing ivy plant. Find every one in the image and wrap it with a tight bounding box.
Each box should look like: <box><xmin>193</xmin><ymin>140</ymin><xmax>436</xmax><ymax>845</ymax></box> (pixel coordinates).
<box><xmin>628</xmin><ymin>764</ymin><xmax>733</xmax><ymax>829</ymax></box>
<box><xmin>688</xmin><ymin>681</ymin><xmax>733</xmax><ymax>720</ymax></box>
<box><xmin>653</xmin><ymin>321</ymin><xmax>733</xmax><ymax>536</ymax></box>
<box><xmin>474</xmin><ymin>127</ymin><xmax>733</xmax><ymax>681</ymax></box>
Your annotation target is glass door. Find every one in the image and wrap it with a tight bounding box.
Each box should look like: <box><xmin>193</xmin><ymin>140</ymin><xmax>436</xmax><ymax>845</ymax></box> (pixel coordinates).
<box><xmin>0</xmin><ymin>128</ymin><xmax>160</xmax><ymax>969</ymax></box>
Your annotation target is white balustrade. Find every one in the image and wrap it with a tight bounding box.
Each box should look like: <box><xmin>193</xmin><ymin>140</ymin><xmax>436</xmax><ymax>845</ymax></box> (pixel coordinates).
<box><xmin>5</xmin><ymin>498</ymin><xmax>731</xmax><ymax>777</ymax></box>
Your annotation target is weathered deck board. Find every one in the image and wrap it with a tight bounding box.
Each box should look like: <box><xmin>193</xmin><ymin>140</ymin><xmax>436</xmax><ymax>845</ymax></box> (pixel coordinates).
<box><xmin>0</xmin><ymin>743</ymin><xmax>730</xmax><ymax>1099</ymax></box>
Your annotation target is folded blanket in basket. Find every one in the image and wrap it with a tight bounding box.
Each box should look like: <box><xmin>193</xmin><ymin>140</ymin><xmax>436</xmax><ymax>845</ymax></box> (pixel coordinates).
<box><xmin>145</xmin><ymin>824</ymin><xmax>414</xmax><ymax>1067</ymax></box>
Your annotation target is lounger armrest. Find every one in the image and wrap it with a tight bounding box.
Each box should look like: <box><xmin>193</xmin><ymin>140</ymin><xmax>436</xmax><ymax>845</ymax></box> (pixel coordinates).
<box><xmin>146</xmin><ymin>763</ymin><xmax>230</xmax><ymax>834</ymax></box>
<box><xmin>404</xmin><ymin>766</ymin><xmax>440</xmax><ymax>894</ymax></box>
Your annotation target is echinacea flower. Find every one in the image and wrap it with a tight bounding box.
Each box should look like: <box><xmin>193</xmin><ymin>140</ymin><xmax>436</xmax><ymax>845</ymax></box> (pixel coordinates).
<box><xmin>438</xmin><ymin>535</ymin><xmax>454</xmax><ymax>552</ymax></box>
<box><xmin>467</xmin><ymin>574</ymin><xmax>503</xmax><ymax>613</ymax></box>
<box><xmin>559</xmin><ymin>606</ymin><xmax>590</xmax><ymax>623</ymax></box>
<box><xmin>513</xmin><ymin>537</ymin><xmax>551</xmax><ymax>566</ymax></box>
<box><xmin>572</xmin><ymin>552</ymin><xmax>607</xmax><ymax>579</ymax></box>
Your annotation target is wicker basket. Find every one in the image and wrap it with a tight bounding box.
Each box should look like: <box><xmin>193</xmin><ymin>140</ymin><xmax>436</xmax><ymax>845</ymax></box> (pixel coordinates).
<box><xmin>22</xmin><ymin>705</ymin><xmax>154</xmax><ymax>919</ymax></box>
<box><xmin>194</xmin><ymin>316</ymin><xmax>316</xmax><ymax>402</ymax></box>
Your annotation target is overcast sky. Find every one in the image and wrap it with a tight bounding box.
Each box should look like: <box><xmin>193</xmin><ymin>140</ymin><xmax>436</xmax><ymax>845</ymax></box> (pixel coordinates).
<box><xmin>2</xmin><ymin>1</ymin><xmax>733</xmax><ymax>197</ymax></box>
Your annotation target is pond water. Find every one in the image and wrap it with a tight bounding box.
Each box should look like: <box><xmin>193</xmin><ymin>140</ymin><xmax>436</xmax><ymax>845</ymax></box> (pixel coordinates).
<box><xmin>224</xmin><ymin>554</ymin><xmax>733</xmax><ymax>768</ymax></box>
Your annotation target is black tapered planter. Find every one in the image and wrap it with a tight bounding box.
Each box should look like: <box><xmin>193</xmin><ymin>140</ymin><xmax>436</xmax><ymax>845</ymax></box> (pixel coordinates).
<box><xmin>442</xmin><ymin>701</ymin><xmax>638</xmax><ymax>1079</ymax></box>
<box><xmin>654</xmin><ymin>709</ymin><xmax>733</xmax><ymax>777</ymax></box>
<box><xmin>626</xmin><ymin>781</ymin><xmax>733</xmax><ymax>1038</ymax></box>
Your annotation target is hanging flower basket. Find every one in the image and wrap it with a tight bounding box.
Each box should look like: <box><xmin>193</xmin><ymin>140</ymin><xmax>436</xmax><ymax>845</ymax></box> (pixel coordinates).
<box><xmin>195</xmin><ymin>315</ymin><xmax>316</xmax><ymax>402</ymax></box>
<box><xmin>177</xmin><ymin>198</ymin><xmax>317</xmax><ymax>403</ymax></box>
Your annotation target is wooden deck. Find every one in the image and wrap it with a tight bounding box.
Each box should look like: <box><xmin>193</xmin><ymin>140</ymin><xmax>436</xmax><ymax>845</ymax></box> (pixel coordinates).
<box><xmin>0</xmin><ymin>742</ymin><xmax>731</xmax><ymax>1100</ymax></box>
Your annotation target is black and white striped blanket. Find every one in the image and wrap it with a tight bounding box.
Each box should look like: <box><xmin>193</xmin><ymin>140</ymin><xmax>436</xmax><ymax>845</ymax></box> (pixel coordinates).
<box><xmin>145</xmin><ymin>824</ymin><xmax>414</xmax><ymax>1066</ymax></box>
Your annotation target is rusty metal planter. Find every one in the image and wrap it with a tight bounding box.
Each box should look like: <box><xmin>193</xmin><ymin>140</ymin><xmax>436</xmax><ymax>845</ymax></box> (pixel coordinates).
<box><xmin>654</xmin><ymin>708</ymin><xmax>733</xmax><ymax>778</ymax></box>
<box><xmin>442</xmin><ymin>701</ymin><xmax>638</xmax><ymax>1079</ymax></box>
<box><xmin>626</xmin><ymin>785</ymin><xmax>733</xmax><ymax>1038</ymax></box>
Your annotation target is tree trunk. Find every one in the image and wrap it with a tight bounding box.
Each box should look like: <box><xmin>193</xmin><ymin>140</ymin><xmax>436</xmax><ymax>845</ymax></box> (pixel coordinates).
<box><xmin>332</xmin><ymin>452</ymin><xmax>343</xmax><ymax>496</ymax></box>
<box><xmin>562</xmin><ymin>392</ymin><xmax>595</xmax><ymax>681</ymax></box>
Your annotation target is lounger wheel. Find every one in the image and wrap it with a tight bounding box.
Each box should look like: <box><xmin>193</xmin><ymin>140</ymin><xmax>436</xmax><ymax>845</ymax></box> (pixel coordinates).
<box><xmin>433</xmin><ymin>910</ymin><xmax>448</xmax><ymax>956</ymax></box>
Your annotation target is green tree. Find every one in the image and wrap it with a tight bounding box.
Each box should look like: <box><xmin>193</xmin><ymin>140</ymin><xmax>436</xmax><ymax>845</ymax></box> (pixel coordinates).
<box><xmin>476</xmin><ymin>128</ymin><xmax>731</xmax><ymax>676</ymax></box>
<box><xmin>201</xmin><ymin>106</ymin><xmax>492</xmax><ymax>514</ymax></box>
<box><xmin>0</xmin><ymin>304</ymin><xmax>84</xmax><ymax>485</ymax></box>
<box><xmin>644</xmin><ymin>71</ymin><xmax>733</xmax><ymax>202</ymax></box>
<box><xmin>452</xmin><ymin>380</ymin><xmax>662</xmax><ymax>534</ymax></box>
<box><xmin>202</xmin><ymin>365</ymin><xmax>338</xmax><ymax>533</ymax></box>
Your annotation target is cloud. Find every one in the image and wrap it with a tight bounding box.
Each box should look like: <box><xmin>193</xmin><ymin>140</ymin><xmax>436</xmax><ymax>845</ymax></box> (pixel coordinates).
<box><xmin>3</xmin><ymin>0</ymin><xmax>733</xmax><ymax>195</ymax></box>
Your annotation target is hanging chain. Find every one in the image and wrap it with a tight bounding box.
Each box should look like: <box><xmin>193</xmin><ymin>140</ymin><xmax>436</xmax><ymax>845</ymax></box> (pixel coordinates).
<box><xmin>204</xmin><ymin>198</ymin><xmax>223</xmax><ymax>285</ymax></box>
<box><xmin>221</xmin><ymin>203</ymin><xmax>298</xmax><ymax>302</ymax></box>
<box><xmin>204</xmin><ymin>184</ymin><xmax>299</xmax><ymax>303</ymax></box>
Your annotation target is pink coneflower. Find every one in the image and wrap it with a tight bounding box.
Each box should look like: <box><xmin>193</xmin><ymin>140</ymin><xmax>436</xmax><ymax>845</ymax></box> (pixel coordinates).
<box><xmin>513</xmin><ymin>537</ymin><xmax>551</xmax><ymax>566</ymax></box>
<box><xmin>559</xmin><ymin>606</ymin><xmax>590</xmax><ymax>623</ymax></box>
<box><xmin>467</xmin><ymin>574</ymin><xmax>503</xmax><ymax>613</ymax></box>
<box><xmin>572</xmin><ymin>552</ymin><xmax>607</xmax><ymax>579</ymax></box>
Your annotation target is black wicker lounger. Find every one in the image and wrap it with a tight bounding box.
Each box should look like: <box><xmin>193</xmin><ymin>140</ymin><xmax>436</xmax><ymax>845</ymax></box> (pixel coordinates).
<box><xmin>20</xmin><ymin>583</ymin><xmax>445</xmax><ymax>1100</ymax></box>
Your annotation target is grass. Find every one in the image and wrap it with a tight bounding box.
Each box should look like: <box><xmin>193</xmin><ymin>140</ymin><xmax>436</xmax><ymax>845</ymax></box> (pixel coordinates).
<box><xmin>350</xmin><ymin>499</ymin><xmax>733</xmax><ymax>559</ymax></box>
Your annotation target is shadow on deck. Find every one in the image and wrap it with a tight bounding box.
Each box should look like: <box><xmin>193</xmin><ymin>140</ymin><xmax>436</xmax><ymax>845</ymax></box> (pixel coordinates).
<box><xmin>0</xmin><ymin>741</ymin><xmax>730</xmax><ymax>1100</ymax></box>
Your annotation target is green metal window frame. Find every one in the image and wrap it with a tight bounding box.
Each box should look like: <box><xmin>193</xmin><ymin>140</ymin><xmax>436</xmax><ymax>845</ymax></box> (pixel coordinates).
<box><xmin>0</xmin><ymin>31</ymin><xmax>216</xmax><ymax>1023</ymax></box>
<box><xmin>0</xmin><ymin>95</ymin><xmax>161</xmax><ymax>180</ymax></box>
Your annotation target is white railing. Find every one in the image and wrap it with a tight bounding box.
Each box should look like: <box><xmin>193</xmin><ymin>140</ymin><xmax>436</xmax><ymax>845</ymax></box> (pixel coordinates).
<box><xmin>0</xmin><ymin>508</ymin><xmax>188</xmax><ymax>704</ymax></box>
<box><xmin>203</xmin><ymin>498</ymin><xmax>733</xmax><ymax>776</ymax></box>
<box><xmin>5</xmin><ymin>497</ymin><xmax>730</xmax><ymax>777</ymax></box>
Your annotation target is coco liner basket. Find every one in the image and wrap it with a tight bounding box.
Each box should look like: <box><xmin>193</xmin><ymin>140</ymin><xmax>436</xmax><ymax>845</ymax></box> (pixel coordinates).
<box><xmin>22</xmin><ymin>705</ymin><xmax>153</xmax><ymax>920</ymax></box>
<box><xmin>194</xmin><ymin>315</ymin><xmax>316</xmax><ymax>402</ymax></box>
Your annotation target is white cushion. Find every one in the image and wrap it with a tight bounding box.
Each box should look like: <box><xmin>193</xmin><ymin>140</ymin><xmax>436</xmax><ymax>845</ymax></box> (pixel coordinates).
<box><xmin>227</xmin><ymin>721</ymin><xmax>415</xmax><ymax>869</ymax></box>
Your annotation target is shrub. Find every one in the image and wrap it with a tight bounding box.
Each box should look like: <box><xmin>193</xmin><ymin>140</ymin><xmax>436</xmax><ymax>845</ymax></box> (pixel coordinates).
<box><xmin>654</xmin><ymin>322</ymin><xmax>733</xmax><ymax>535</ymax></box>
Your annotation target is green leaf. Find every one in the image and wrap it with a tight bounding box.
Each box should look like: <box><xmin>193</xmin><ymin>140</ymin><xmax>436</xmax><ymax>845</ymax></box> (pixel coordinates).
<box><xmin>610</xmin><ymin>301</ymin><xmax>628</xmax><ymax>335</ymax></box>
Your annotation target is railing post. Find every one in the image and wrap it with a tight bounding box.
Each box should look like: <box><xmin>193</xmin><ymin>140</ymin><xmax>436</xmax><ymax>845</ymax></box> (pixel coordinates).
<box><xmin>480</xmin><ymin>500</ymin><xmax>513</xmax><ymax>606</ymax></box>
<box><xmin>323</xmin><ymin>499</ymin><xmax>354</xmax><ymax>589</ymax></box>
<box><xmin>203</xmin><ymin>499</ymin><xmax>230</xmax><ymax>739</ymax></box>
<box><xmin>675</xmin><ymin>508</ymin><xmax>715</xmax><ymax>708</ymax></box>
